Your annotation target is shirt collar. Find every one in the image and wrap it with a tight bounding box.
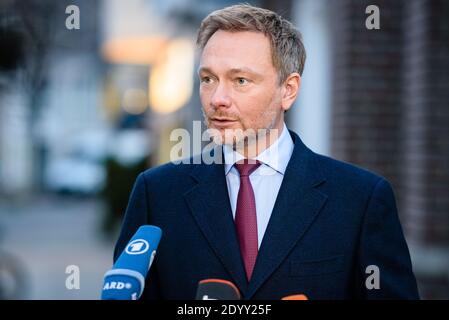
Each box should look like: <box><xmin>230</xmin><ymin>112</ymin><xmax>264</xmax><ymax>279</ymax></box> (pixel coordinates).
<box><xmin>223</xmin><ymin>122</ymin><xmax>294</xmax><ymax>175</ymax></box>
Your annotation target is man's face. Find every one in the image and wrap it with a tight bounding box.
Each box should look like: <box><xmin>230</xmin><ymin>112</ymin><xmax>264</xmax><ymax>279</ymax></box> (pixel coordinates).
<box><xmin>198</xmin><ymin>30</ymin><xmax>284</xmax><ymax>146</ymax></box>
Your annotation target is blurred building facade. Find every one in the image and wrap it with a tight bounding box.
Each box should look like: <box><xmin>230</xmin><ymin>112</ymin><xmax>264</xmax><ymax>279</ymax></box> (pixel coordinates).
<box><xmin>0</xmin><ymin>0</ymin><xmax>106</xmax><ymax>195</ymax></box>
<box><xmin>326</xmin><ymin>0</ymin><xmax>449</xmax><ymax>298</ymax></box>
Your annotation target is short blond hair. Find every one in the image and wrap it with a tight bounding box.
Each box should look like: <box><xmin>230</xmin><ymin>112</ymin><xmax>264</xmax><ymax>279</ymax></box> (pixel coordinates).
<box><xmin>196</xmin><ymin>4</ymin><xmax>306</xmax><ymax>84</ymax></box>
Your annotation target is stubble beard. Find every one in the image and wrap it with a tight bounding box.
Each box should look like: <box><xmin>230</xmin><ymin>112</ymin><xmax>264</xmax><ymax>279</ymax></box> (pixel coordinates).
<box><xmin>202</xmin><ymin>107</ymin><xmax>280</xmax><ymax>154</ymax></box>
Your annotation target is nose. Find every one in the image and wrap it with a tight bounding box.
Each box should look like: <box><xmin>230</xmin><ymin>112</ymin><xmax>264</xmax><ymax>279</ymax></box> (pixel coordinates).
<box><xmin>210</xmin><ymin>83</ymin><xmax>232</xmax><ymax>109</ymax></box>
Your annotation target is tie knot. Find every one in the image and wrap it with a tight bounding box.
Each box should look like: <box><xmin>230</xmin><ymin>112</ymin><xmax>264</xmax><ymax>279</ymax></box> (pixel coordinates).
<box><xmin>234</xmin><ymin>159</ymin><xmax>261</xmax><ymax>177</ymax></box>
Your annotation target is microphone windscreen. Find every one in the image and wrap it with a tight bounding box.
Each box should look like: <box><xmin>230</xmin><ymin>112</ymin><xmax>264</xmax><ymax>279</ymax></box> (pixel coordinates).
<box><xmin>281</xmin><ymin>294</ymin><xmax>308</xmax><ymax>300</ymax></box>
<box><xmin>195</xmin><ymin>279</ymin><xmax>241</xmax><ymax>300</ymax></box>
<box><xmin>101</xmin><ymin>225</ymin><xmax>162</xmax><ymax>300</ymax></box>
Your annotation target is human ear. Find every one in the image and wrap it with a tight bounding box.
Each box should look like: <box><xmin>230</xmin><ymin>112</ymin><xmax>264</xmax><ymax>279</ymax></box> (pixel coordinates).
<box><xmin>281</xmin><ymin>73</ymin><xmax>301</xmax><ymax>112</ymax></box>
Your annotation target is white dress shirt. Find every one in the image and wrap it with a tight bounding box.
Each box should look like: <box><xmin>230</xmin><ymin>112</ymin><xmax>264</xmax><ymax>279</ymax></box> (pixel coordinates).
<box><xmin>223</xmin><ymin>123</ymin><xmax>294</xmax><ymax>248</ymax></box>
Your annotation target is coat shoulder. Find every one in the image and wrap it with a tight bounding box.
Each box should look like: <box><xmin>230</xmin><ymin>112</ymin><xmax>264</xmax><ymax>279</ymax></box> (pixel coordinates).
<box><xmin>139</xmin><ymin>154</ymin><xmax>202</xmax><ymax>187</ymax></box>
<box><xmin>313</xmin><ymin>152</ymin><xmax>388</xmax><ymax>192</ymax></box>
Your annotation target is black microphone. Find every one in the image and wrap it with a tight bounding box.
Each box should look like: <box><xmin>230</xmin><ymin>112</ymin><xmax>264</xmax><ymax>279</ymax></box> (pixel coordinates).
<box><xmin>195</xmin><ymin>279</ymin><xmax>241</xmax><ymax>300</ymax></box>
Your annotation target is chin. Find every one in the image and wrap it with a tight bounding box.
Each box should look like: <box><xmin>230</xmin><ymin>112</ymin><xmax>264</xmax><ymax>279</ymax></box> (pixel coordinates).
<box><xmin>205</xmin><ymin>128</ymin><xmax>242</xmax><ymax>147</ymax></box>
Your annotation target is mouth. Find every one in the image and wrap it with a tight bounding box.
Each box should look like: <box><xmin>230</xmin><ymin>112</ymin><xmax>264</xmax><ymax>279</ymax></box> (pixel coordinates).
<box><xmin>210</xmin><ymin>118</ymin><xmax>238</xmax><ymax>127</ymax></box>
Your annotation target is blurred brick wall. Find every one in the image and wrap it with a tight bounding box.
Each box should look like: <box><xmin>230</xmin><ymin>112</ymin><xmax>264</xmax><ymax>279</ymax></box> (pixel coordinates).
<box><xmin>330</xmin><ymin>0</ymin><xmax>404</xmax><ymax>188</ymax></box>
<box><xmin>401</xmin><ymin>0</ymin><xmax>449</xmax><ymax>299</ymax></box>
<box><xmin>402</xmin><ymin>0</ymin><xmax>449</xmax><ymax>248</ymax></box>
<box><xmin>330</xmin><ymin>0</ymin><xmax>449</xmax><ymax>298</ymax></box>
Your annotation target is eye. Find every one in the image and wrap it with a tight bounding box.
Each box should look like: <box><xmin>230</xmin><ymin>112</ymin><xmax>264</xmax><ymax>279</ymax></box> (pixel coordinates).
<box><xmin>236</xmin><ymin>77</ymin><xmax>249</xmax><ymax>85</ymax></box>
<box><xmin>201</xmin><ymin>76</ymin><xmax>213</xmax><ymax>84</ymax></box>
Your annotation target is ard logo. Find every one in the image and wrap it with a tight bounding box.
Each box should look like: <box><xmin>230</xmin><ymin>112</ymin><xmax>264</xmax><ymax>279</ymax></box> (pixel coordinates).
<box><xmin>125</xmin><ymin>239</ymin><xmax>150</xmax><ymax>255</ymax></box>
<box><xmin>103</xmin><ymin>281</ymin><xmax>132</xmax><ymax>290</ymax></box>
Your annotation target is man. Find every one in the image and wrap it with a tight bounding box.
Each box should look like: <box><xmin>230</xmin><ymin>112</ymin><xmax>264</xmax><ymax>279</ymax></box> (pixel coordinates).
<box><xmin>114</xmin><ymin>4</ymin><xmax>419</xmax><ymax>299</ymax></box>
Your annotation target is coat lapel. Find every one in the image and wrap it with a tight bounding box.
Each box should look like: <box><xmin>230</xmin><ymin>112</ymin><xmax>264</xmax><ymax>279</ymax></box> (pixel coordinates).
<box><xmin>245</xmin><ymin>131</ymin><xmax>328</xmax><ymax>299</ymax></box>
<box><xmin>183</xmin><ymin>146</ymin><xmax>249</xmax><ymax>294</ymax></box>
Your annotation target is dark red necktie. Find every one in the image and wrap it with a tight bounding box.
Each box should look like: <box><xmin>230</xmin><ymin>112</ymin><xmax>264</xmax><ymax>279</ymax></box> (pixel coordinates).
<box><xmin>234</xmin><ymin>159</ymin><xmax>261</xmax><ymax>281</ymax></box>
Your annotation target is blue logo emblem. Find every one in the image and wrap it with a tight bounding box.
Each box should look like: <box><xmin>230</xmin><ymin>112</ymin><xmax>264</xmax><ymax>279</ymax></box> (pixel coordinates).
<box><xmin>125</xmin><ymin>239</ymin><xmax>149</xmax><ymax>255</ymax></box>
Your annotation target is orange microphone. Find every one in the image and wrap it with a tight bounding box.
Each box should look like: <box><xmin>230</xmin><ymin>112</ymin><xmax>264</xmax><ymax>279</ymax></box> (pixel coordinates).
<box><xmin>195</xmin><ymin>279</ymin><xmax>241</xmax><ymax>300</ymax></box>
<box><xmin>281</xmin><ymin>294</ymin><xmax>309</xmax><ymax>300</ymax></box>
